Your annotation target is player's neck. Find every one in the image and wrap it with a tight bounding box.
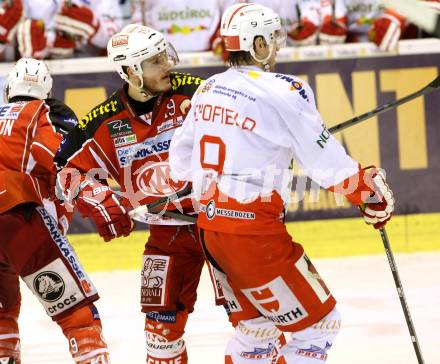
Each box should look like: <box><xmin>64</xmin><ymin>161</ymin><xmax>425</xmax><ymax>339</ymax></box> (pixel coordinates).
<box><xmin>127</xmin><ymin>85</ymin><xmax>154</xmax><ymax>102</ymax></box>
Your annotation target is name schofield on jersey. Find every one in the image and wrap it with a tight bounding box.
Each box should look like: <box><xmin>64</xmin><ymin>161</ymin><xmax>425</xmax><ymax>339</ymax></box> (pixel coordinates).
<box><xmin>194</xmin><ymin>103</ymin><xmax>256</xmax><ymax>131</ymax></box>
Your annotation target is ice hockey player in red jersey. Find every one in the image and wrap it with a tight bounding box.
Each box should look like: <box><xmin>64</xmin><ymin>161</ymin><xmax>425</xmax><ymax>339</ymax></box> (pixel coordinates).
<box><xmin>0</xmin><ymin>58</ymin><xmax>110</xmax><ymax>364</ymax></box>
<box><xmin>54</xmin><ymin>24</ymin><xmax>206</xmax><ymax>364</ymax></box>
<box><xmin>169</xmin><ymin>3</ymin><xmax>395</xmax><ymax>363</ymax></box>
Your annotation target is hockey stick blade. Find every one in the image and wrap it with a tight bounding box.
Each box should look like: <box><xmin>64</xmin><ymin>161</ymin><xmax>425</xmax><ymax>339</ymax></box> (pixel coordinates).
<box><xmin>329</xmin><ymin>75</ymin><xmax>440</xmax><ymax>134</ymax></box>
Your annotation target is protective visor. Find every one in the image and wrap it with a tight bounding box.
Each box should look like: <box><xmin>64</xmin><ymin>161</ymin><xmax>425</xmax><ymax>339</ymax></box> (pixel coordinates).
<box><xmin>140</xmin><ymin>42</ymin><xmax>180</xmax><ymax>77</ymax></box>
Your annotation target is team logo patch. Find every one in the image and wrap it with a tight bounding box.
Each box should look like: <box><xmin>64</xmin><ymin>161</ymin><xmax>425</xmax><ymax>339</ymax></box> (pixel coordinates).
<box><xmin>242</xmin><ymin>277</ymin><xmax>308</xmax><ymax>326</ymax></box>
<box><xmin>34</xmin><ymin>271</ymin><xmax>65</xmax><ymax>302</ymax></box>
<box><xmin>275</xmin><ymin>74</ymin><xmax>309</xmax><ymax>102</ymax></box>
<box><xmin>141</xmin><ymin>255</ymin><xmax>171</xmax><ymax>306</ymax></box>
<box><xmin>107</xmin><ymin>118</ymin><xmax>133</xmax><ymax>138</ymax></box>
<box><xmin>116</xmin><ymin>129</ymin><xmax>174</xmax><ymax>167</ymax></box>
<box><xmin>201</xmin><ymin>201</ymin><xmax>256</xmax><ymax>221</ymax></box>
<box><xmin>146</xmin><ymin>311</ymin><xmax>177</xmax><ymax>323</ymax></box>
<box><xmin>112</xmin><ymin>34</ymin><xmax>129</xmax><ymax>47</ymax></box>
<box><xmin>206</xmin><ymin>200</ymin><xmax>216</xmax><ymax>220</ymax></box>
<box><xmin>240</xmin><ymin>343</ymin><xmax>276</xmax><ymax>359</ymax></box>
<box><xmin>135</xmin><ymin>161</ymin><xmax>188</xmax><ymax>197</ymax></box>
<box><xmin>296</xmin><ymin>342</ymin><xmax>332</xmax><ymax>361</ymax></box>
<box><xmin>156</xmin><ymin>116</ymin><xmax>184</xmax><ymax>134</ymax></box>
<box><xmin>23</xmin><ymin>258</ymin><xmax>86</xmax><ymax>317</ymax></box>
<box><xmin>23</xmin><ymin>73</ymin><xmax>39</xmax><ymax>82</ymax></box>
<box><xmin>113</xmin><ymin>133</ymin><xmax>137</xmax><ymax>147</ymax></box>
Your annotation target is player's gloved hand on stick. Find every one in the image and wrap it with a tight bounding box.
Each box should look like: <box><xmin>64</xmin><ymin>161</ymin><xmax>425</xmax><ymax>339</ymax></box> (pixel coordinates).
<box><xmin>0</xmin><ymin>0</ymin><xmax>23</xmax><ymax>44</ymax></box>
<box><xmin>76</xmin><ymin>180</ymin><xmax>133</xmax><ymax>242</ymax></box>
<box><xmin>319</xmin><ymin>15</ymin><xmax>347</xmax><ymax>44</ymax></box>
<box><xmin>17</xmin><ymin>19</ymin><xmax>49</xmax><ymax>59</ymax></box>
<box><xmin>368</xmin><ymin>11</ymin><xmax>405</xmax><ymax>51</ymax></box>
<box><xmin>55</xmin><ymin>4</ymin><xmax>99</xmax><ymax>43</ymax></box>
<box><xmin>360</xmin><ymin>168</ymin><xmax>395</xmax><ymax>229</ymax></box>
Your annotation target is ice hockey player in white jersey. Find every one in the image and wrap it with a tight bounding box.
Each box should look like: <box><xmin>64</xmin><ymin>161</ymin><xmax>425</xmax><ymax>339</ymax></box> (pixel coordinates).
<box><xmin>169</xmin><ymin>3</ymin><xmax>395</xmax><ymax>363</ymax></box>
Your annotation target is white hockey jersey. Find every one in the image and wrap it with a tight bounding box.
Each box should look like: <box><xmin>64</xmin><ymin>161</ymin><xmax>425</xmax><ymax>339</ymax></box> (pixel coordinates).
<box><xmin>169</xmin><ymin>66</ymin><xmax>359</xmax><ymax>233</ymax></box>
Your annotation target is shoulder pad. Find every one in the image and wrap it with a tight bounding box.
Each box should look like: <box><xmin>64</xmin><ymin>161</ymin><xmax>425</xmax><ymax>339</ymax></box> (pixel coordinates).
<box><xmin>76</xmin><ymin>92</ymin><xmax>122</xmax><ymax>131</ymax></box>
<box><xmin>170</xmin><ymin>72</ymin><xmax>204</xmax><ymax>97</ymax></box>
<box><xmin>45</xmin><ymin>98</ymin><xmax>78</xmax><ymax>135</ymax></box>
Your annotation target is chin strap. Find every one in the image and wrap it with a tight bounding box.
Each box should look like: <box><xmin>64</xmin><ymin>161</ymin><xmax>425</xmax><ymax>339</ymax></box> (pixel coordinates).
<box><xmin>250</xmin><ymin>42</ymin><xmax>276</xmax><ymax>72</ymax></box>
<box><xmin>127</xmin><ymin>76</ymin><xmax>157</xmax><ymax>101</ymax></box>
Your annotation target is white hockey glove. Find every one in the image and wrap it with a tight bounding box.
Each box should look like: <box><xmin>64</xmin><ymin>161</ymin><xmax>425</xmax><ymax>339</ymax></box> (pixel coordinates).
<box><xmin>17</xmin><ymin>19</ymin><xmax>49</xmax><ymax>59</ymax></box>
<box><xmin>55</xmin><ymin>4</ymin><xmax>99</xmax><ymax>43</ymax></box>
<box><xmin>360</xmin><ymin>169</ymin><xmax>395</xmax><ymax>229</ymax></box>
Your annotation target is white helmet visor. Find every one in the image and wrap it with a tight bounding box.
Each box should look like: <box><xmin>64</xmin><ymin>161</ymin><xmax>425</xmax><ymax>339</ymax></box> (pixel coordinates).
<box><xmin>140</xmin><ymin>42</ymin><xmax>179</xmax><ymax>77</ymax></box>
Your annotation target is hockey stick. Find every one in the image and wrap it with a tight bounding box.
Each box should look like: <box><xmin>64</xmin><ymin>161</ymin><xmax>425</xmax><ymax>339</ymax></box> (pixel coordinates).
<box><xmin>146</xmin><ymin>184</ymin><xmax>193</xmax><ymax>212</ymax></box>
<box><xmin>139</xmin><ymin>0</ymin><xmax>147</xmax><ymax>26</ymax></box>
<box><xmin>128</xmin><ymin>204</ymin><xmax>197</xmax><ymax>223</ymax></box>
<box><xmin>128</xmin><ymin>185</ymin><xmax>196</xmax><ymax>223</ymax></box>
<box><xmin>331</xmin><ymin>0</ymin><xmax>336</xmax><ymax>23</ymax></box>
<box><xmin>328</xmin><ymin>75</ymin><xmax>440</xmax><ymax>134</ymax></box>
<box><xmin>379</xmin><ymin>0</ymin><xmax>440</xmax><ymax>37</ymax></box>
<box><xmin>379</xmin><ymin>228</ymin><xmax>425</xmax><ymax>364</ymax></box>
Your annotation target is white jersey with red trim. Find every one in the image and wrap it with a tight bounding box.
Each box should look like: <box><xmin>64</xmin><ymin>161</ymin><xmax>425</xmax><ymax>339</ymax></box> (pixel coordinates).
<box><xmin>129</xmin><ymin>0</ymin><xmax>237</xmax><ymax>52</ymax></box>
<box><xmin>170</xmin><ymin>65</ymin><xmax>359</xmax><ymax>205</ymax></box>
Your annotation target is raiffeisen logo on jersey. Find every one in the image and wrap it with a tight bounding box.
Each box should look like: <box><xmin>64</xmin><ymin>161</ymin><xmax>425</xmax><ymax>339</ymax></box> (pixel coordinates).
<box><xmin>275</xmin><ymin>74</ymin><xmax>309</xmax><ymax>102</ymax></box>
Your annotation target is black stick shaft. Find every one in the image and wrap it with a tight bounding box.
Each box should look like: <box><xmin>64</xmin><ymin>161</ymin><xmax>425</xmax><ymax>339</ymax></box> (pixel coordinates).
<box><xmin>329</xmin><ymin>75</ymin><xmax>440</xmax><ymax>134</ymax></box>
<box><xmin>379</xmin><ymin>228</ymin><xmax>425</xmax><ymax>364</ymax></box>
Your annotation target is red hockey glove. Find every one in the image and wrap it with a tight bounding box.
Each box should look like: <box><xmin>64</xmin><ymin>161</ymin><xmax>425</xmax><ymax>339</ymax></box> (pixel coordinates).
<box><xmin>329</xmin><ymin>167</ymin><xmax>395</xmax><ymax>229</ymax></box>
<box><xmin>76</xmin><ymin>180</ymin><xmax>133</xmax><ymax>242</ymax></box>
<box><xmin>319</xmin><ymin>15</ymin><xmax>347</xmax><ymax>44</ymax></box>
<box><xmin>360</xmin><ymin>169</ymin><xmax>395</xmax><ymax>229</ymax></box>
<box><xmin>0</xmin><ymin>0</ymin><xmax>23</xmax><ymax>44</ymax></box>
<box><xmin>288</xmin><ymin>19</ymin><xmax>318</xmax><ymax>46</ymax></box>
<box><xmin>50</xmin><ymin>31</ymin><xmax>75</xmax><ymax>58</ymax></box>
<box><xmin>368</xmin><ymin>11</ymin><xmax>405</xmax><ymax>51</ymax></box>
<box><xmin>17</xmin><ymin>19</ymin><xmax>48</xmax><ymax>59</ymax></box>
<box><xmin>55</xmin><ymin>4</ymin><xmax>99</xmax><ymax>43</ymax></box>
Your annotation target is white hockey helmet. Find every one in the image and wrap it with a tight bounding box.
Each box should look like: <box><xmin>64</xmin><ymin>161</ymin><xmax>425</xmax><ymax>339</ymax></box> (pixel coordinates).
<box><xmin>107</xmin><ymin>24</ymin><xmax>178</xmax><ymax>88</ymax></box>
<box><xmin>220</xmin><ymin>3</ymin><xmax>285</xmax><ymax>52</ymax></box>
<box><xmin>5</xmin><ymin>58</ymin><xmax>52</xmax><ymax>101</ymax></box>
